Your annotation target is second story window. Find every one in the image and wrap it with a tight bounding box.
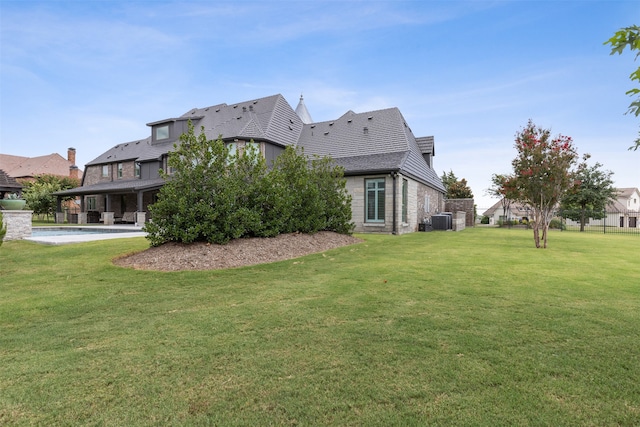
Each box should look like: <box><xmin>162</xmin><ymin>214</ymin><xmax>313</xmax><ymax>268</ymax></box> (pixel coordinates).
<box><xmin>135</xmin><ymin>162</ymin><xmax>141</xmax><ymax>178</ymax></box>
<box><xmin>117</xmin><ymin>163</ymin><xmax>123</xmax><ymax>179</ymax></box>
<box><xmin>156</xmin><ymin>125</ymin><xmax>169</xmax><ymax>141</ymax></box>
<box><xmin>102</xmin><ymin>165</ymin><xmax>109</xmax><ymax>177</ymax></box>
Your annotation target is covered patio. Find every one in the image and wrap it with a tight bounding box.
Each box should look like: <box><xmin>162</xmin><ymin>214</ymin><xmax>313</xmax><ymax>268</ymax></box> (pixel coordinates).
<box><xmin>53</xmin><ymin>178</ymin><xmax>164</xmax><ymax>225</ymax></box>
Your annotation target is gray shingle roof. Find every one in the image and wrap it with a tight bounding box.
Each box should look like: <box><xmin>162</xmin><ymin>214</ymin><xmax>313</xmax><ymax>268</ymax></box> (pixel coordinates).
<box><xmin>82</xmin><ymin>94</ymin><xmax>445</xmax><ymax>194</ymax></box>
<box><xmin>298</xmin><ymin>108</ymin><xmax>444</xmax><ymax>191</ymax></box>
<box><xmin>54</xmin><ymin>177</ymin><xmax>166</xmax><ymax>196</ymax></box>
<box><xmin>181</xmin><ymin>94</ymin><xmax>303</xmax><ymax>147</ymax></box>
<box><xmin>87</xmin><ymin>137</ymin><xmax>154</xmax><ymax>166</ymax></box>
<box><xmin>0</xmin><ymin>169</ymin><xmax>23</xmax><ymax>191</ymax></box>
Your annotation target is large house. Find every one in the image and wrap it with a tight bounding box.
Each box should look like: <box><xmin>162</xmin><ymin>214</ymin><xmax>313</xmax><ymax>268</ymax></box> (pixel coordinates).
<box><xmin>55</xmin><ymin>94</ymin><xmax>446</xmax><ymax>234</ymax></box>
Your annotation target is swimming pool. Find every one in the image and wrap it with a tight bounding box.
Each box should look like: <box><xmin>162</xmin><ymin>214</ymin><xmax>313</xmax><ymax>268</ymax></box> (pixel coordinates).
<box><xmin>31</xmin><ymin>227</ymin><xmax>141</xmax><ymax>236</ymax></box>
<box><xmin>26</xmin><ymin>226</ymin><xmax>146</xmax><ymax>245</ymax></box>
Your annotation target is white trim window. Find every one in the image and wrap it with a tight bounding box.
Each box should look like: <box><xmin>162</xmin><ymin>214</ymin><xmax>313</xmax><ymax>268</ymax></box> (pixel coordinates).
<box><xmin>366</xmin><ymin>178</ymin><xmax>385</xmax><ymax>223</ymax></box>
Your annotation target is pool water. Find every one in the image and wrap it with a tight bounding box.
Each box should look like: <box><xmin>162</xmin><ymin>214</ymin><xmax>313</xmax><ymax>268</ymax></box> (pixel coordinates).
<box><xmin>31</xmin><ymin>227</ymin><xmax>140</xmax><ymax>236</ymax></box>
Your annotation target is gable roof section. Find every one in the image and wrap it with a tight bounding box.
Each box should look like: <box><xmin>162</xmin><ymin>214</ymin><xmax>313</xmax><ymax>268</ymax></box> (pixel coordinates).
<box><xmin>616</xmin><ymin>187</ymin><xmax>640</xmax><ymax>200</ymax></box>
<box><xmin>483</xmin><ymin>199</ymin><xmax>531</xmax><ymax>217</ymax></box>
<box><xmin>181</xmin><ymin>94</ymin><xmax>303</xmax><ymax>147</ymax></box>
<box><xmin>415</xmin><ymin>136</ymin><xmax>434</xmax><ymax>156</ymax></box>
<box><xmin>298</xmin><ymin>107</ymin><xmax>444</xmax><ymax>191</ymax></box>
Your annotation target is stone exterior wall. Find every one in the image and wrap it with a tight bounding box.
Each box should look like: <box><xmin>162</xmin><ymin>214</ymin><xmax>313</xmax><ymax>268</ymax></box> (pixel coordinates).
<box><xmin>345</xmin><ymin>174</ymin><xmax>444</xmax><ymax>235</ymax></box>
<box><xmin>445</xmin><ymin>198</ymin><xmax>475</xmax><ymax>227</ymax></box>
<box><xmin>1</xmin><ymin>210</ymin><xmax>33</xmax><ymax>241</ymax></box>
<box><xmin>452</xmin><ymin>211</ymin><xmax>466</xmax><ymax>231</ymax></box>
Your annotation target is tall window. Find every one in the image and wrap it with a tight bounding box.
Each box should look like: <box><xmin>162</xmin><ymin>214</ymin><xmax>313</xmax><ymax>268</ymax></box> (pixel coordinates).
<box><xmin>87</xmin><ymin>197</ymin><xmax>96</xmax><ymax>210</ymax></box>
<box><xmin>101</xmin><ymin>165</ymin><xmax>109</xmax><ymax>177</ymax></box>
<box><xmin>402</xmin><ymin>179</ymin><xmax>408</xmax><ymax>223</ymax></box>
<box><xmin>117</xmin><ymin>163</ymin><xmax>123</xmax><ymax>179</ymax></box>
<box><xmin>135</xmin><ymin>162</ymin><xmax>141</xmax><ymax>178</ymax></box>
<box><xmin>366</xmin><ymin>178</ymin><xmax>385</xmax><ymax>223</ymax></box>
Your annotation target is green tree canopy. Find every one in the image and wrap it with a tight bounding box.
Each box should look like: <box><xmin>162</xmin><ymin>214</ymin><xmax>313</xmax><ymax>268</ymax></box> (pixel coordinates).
<box><xmin>560</xmin><ymin>154</ymin><xmax>617</xmax><ymax>232</ymax></box>
<box><xmin>605</xmin><ymin>25</ymin><xmax>640</xmax><ymax>150</ymax></box>
<box><xmin>441</xmin><ymin>170</ymin><xmax>474</xmax><ymax>199</ymax></box>
<box><xmin>22</xmin><ymin>174</ymin><xmax>80</xmax><ymax>219</ymax></box>
<box><xmin>144</xmin><ymin>121</ymin><xmax>353</xmax><ymax>246</ymax></box>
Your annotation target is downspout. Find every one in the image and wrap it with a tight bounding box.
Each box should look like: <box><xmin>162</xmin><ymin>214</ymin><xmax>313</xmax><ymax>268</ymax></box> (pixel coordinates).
<box><xmin>391</xmin><ymin>171</ymin><xmax>398</xmax><ymax>235</ymax></box>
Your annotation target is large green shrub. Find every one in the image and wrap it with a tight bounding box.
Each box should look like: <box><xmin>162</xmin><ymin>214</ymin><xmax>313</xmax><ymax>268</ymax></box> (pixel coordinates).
<box><xmin>144</xmin><ymin>122</ymin><xmax>354</xmax><ymax>246</ymax></box>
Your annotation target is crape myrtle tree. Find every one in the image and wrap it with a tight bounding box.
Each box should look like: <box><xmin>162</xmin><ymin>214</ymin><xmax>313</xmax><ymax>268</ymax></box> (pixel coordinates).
<box><xmin>144</xmin><ymin>121</ymin><xmax>353</xmax><ymax>246</ymax></box>
<box><xmin>560</xmin><ymin>154</ymin><xmax>617</xmax><ymax>232</ymax></box>
<box><xmin>605</xmin><ymin>25</ymin><xmax>640</xmax><ymax>150</ymax></box>
<box><xmin>509</xmin><ymin>120</ymin><xmax>579</xmax><ymax>248</ymax></box>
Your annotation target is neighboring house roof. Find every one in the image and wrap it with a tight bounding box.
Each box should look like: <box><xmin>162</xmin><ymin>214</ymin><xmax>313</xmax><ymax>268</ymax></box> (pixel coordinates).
<box><xmin>616</xmin><ymin>187</ymin><xmax>639</xmax><ymax>200</ymax></box>
<box><xmin>606</xmin><ymin>187</ymin><xmax>640</xmax><ymax>211</ymax></box>
<box><xmin>0</xmin><ymin>152</ymin><xmax>81</xmax><ymax>179</ymax></box>
<box><xmin>0</xmin><ymin>169</ymin><xmax>23</xmax><ymax>193</ymax></box>
<box><xmin>483</xmin><ymin>199</ymin><xmax>531</xmax><ymax>217</ymax></box>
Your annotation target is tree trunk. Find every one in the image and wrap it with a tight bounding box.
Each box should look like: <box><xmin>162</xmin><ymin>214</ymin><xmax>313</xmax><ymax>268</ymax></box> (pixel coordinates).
<box><xmin>579</xmin><ymin>205</ymin><xmax>586</xmax><ymax>232</ymax></box>
<box><xmin>532</xmin><ymin>223</ymin><xmax>541</xmax><ymax>248</ymax></box>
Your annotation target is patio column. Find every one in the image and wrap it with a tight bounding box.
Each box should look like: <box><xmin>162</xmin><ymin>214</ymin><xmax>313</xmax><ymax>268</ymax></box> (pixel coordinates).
<box><xmin>55</xmin><ymin>197</ymin><xmax>64</xmax><ymax>223</ymax></box>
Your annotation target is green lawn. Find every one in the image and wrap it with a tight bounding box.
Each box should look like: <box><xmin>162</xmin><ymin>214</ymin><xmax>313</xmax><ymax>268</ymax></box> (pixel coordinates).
<box><xmin>1</xmin><ymin>228</ymin><xmax>639</xmax><ymax>426</ymax></box>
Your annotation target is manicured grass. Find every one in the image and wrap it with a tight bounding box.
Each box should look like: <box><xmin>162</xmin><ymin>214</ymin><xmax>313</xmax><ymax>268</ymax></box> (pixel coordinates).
<box><xmin>1</xmin><ymin>228</ymin><xmax>639</xmax><ymax>426</ymax></box>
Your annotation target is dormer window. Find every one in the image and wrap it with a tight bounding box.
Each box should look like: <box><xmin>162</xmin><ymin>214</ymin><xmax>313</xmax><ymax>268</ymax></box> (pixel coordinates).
<box><xmin>155</xmin><ymin>125</ymin><xmax>169</xmax><ymax>141</ymax></box>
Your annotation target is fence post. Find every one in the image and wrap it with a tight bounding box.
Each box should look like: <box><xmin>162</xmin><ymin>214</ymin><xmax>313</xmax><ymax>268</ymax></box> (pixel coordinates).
<box><xmin>603</xmin><ymin>209</ymin><xmax>606</xmax><ymax>234</ymax></box>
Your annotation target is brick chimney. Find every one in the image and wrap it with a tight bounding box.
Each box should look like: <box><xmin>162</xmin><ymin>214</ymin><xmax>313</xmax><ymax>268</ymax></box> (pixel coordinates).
<box><xmin>68</xmin><ymin>147</ymin><xmax>78</xmax><ymax>179</ymax></box>
<box><xmin>68</xmin><ymin>147</ymin><xmax>76</xmax><ymax>165</ymax></box>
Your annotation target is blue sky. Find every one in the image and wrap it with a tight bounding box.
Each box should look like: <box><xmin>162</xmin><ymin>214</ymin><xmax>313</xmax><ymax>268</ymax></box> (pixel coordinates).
<box><xmin>1</xmin><ymin>0</ymin><xmax>638</xmax><ymax>211</ymax></box>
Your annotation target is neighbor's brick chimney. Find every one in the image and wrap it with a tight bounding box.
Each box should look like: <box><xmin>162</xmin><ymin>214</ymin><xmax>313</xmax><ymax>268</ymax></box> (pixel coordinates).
<box><xmin>68</xmin><ymin>147</ymin><xmax>76</xmax><ymax>165</ymax></box>
<box><xmin>68</xmin><ymin>147</ymin><xmax>78</xmax><ymax>179</ymax></box>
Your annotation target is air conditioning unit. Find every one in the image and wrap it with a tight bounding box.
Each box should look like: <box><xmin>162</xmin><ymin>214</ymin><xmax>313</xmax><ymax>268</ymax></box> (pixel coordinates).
<box><xmin>431</xmin><ymin>214</ymin><xmax>450</xmax><ymax>230</ymax></box>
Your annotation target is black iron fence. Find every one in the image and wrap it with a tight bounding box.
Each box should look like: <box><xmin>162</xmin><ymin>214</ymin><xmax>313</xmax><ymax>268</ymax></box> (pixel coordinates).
<box><xmin>560</xmin><ymin>209</ymin><xmax>640</xmax><ymax>235</ymax></box>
